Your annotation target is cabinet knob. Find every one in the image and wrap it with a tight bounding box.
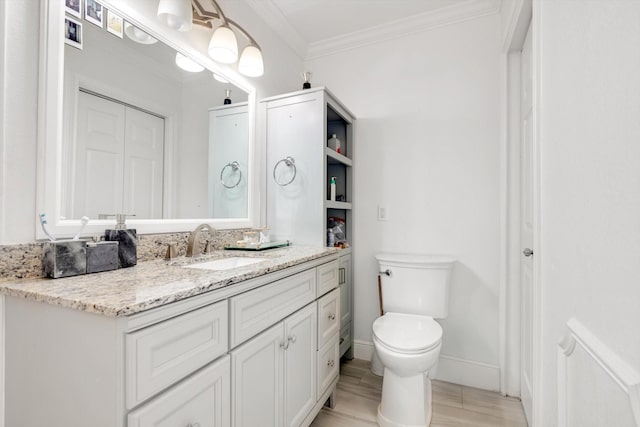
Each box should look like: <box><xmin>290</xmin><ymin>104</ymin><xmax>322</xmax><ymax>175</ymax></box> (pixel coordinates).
<box><xmin>327</xmin><ymin>359</ymin><xmax>335</xmax><ymax>367</ymax></box>
<box><xmin>328</xmin><ymin>313</ymin><xmax>336</xmax><ymax>321</ymax></box>
<box><xmin>289</xmin><ymin>334</ymin><xmax>297</xmax><ymax>344</ymax></box>
<box><xmin>187</xmin><ymin>423</ymin><xmax>201</xmax><ymax>427</ymax></box>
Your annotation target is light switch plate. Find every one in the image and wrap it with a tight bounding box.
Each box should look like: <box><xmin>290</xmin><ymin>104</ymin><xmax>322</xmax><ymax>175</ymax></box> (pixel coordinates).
<box><xmin>377</xmin><ymin>205</ymin><xmax>388</xmax><ymax>221</ymax></box>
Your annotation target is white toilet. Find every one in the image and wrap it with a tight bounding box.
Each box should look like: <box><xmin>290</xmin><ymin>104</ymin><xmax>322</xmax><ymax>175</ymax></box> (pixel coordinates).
<box><xmin>373</xmin><ymin>253</ymin><xmax>455</xmax><ymax>427</ymax></box>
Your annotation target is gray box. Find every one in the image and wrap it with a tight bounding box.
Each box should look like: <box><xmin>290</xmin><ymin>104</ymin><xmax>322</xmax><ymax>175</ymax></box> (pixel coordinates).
<box><xmin>43</xmin><ymin>240</ymin><xmax>87</xmax><ymax>279</ymax></box>
<box><xmin>86</xmin><ymin>241</ymin><xmax>119</xmax><ymax>273</ymax></box>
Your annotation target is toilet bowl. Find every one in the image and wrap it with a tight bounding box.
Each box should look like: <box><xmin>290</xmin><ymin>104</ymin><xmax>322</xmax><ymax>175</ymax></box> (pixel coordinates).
<box><xmin>373</xmin><ymin>312</ymin><xmax>442</xmax><ymax>427</ymax></box>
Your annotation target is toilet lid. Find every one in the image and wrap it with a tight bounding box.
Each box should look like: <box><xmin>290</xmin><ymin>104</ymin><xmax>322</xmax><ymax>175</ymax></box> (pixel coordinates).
<box><xmin>373</xmin><ymin>313</ymin><xmax>442</xmax><ymax>353</ymax></box>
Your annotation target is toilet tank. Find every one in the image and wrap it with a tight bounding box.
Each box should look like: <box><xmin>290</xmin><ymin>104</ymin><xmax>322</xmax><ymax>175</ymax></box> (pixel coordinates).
<box><xmin>376</xmin><ymin>253</ymin><xmax>455</xmax><ymax>319</ymax></box>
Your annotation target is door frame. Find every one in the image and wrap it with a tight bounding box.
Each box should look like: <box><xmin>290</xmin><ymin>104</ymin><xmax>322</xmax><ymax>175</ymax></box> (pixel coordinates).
<box><xmin>499</xmin><ymin>0</ymin><xmax>542</xmax><ymax>424</ymax></box>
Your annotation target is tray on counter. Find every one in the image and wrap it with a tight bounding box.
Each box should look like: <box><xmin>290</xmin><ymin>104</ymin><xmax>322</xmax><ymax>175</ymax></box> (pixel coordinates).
<box><xmin>224</xmin><ymin>240</ymin><xmax>291</xmax><ymax>251</ymax></box>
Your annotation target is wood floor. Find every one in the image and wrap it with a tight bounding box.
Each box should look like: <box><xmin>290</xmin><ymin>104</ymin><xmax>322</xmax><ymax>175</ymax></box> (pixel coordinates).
<box><xmin>310</xmin><ymin>358</ymin><xmax>528</xmax><ymax>427</ymax></box>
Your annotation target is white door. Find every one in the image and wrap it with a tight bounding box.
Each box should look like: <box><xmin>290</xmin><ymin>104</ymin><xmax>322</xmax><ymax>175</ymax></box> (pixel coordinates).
<box><xmin>520</xmin><ymin>23</ymin><xmax>534</xmax><ymax>425</ymax></box>
<box><xmin>73</xmin><ymin>92</ymin><xmax>164</xmax><ymax>220</ymax></box>
<box><xmin>283</xmin><ymin>304</ymin><xmax>317</xmax><ymax>427</ymax></box>
<box><xmin>231</xmin><ymin>323</ymin><xmax>283</xmax><ymax>427</ymax></box>
<box><xmin>73</xmin><ymin>91</ymin><xmax>126</xmax><ymax>219</ymax></box>
<box><xmin>124</xmin><ymin>106</ymin><xmax>164</xmax><ymax>219</ymax></box>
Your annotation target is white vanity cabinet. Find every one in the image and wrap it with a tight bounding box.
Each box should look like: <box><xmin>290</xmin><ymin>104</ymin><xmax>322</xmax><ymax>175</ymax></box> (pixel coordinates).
<box><xmin>231</xmin><ymin>303</ymin><xmax>317</xmax><ymax>427</ymax></box>
<box><xmin>4</xmin><ymin>254</ymin><xmax>339</xmax><ymax>427</ymax></box>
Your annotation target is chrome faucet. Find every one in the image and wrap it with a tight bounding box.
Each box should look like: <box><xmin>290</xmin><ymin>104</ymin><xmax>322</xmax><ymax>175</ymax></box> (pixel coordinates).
<box><xmin>186</xmin><ymin>224</ymin><xmax>215</xmax><ymax>257</ymax></box>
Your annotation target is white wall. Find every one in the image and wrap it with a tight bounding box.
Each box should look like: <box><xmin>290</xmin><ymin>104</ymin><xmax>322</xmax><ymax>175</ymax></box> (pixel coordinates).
<box><xmin>306</xmin><ymin>13</ymin><xmax>502</xmax><ymax>388</ymax></box>
<box><xmin>537</xmin><ymin>1</ymin><xmax>640</xmax><ymax>424</ymax></box>
<box><xmin>0</xmin><ymin>0</ymin><xmax>304</xmax><ymax>245</ymax></box>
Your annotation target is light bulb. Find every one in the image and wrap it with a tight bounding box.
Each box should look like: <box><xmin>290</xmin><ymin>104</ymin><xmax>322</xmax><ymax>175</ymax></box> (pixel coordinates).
<box><xmin>124</xmin><ymin>22</ymin><xmax>157</xmax><ymax>45</ymax></box>
<box><xmin>157</xmin><ymin>0</ymin><xmax>192</xmax><ymax>32</ymax></box>
<box><xmin>208</xmin><ymin>26</ymin><xmax>238</xmax><ymax>64</ymax></box>
<box><xmin>238</xmin><ymin>44</ymin><xmax>264</xmax><ymax>77</ymax></box>
<box><xmin>175</xmin><ymin>52</ymin><xmax>204</xmax><ymax>72</ymax></box>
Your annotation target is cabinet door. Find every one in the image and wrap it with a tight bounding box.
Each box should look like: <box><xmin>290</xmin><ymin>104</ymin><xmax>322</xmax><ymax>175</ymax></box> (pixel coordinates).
<box><xmin>338</xmin><ymin>254</ymin><xmax>352</xmax><ymax>327</ymax></box>
<box><xmin>128</xmin><ymin>355</ymin><xmax>230</xmax><ymax>427</ymax></box>
<box><xmin>266</xmin><ymin>94</ymin><xmax>324</xmax><ymax>245</ymax></box>
<box><xmin>283</xmin><ymin>304</ymin><xmax>317</xmax><ymax>427</ymax></box>
<box><xmin>231</xmin><ymin>323</ymin><xmax>284</xmax><ymax>427</ymax></box>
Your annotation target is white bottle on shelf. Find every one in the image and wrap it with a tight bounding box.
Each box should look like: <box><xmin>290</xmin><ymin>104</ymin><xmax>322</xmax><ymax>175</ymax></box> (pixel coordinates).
<box><xmin>330</xmin><ymin>176</ymin><xmax>336</xmax><ymax>201</ymax></box>
<box><xmin>328</xmin><ymin>134</ymin><xmax>341</xmax><ymax>154</ymax></box>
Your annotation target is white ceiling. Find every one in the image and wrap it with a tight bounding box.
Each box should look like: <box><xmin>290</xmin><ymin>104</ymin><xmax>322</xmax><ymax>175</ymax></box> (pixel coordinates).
<box><xmin>244</xmin><ymin>0</ymin><xmax>501</xmax><ymax>59</ymax></box>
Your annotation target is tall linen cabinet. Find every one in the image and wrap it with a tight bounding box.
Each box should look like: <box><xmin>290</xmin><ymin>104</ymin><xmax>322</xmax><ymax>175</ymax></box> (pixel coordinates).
<box><xmin>262</xmin><ymin>87</ymin><xmax>354</xmax><ymax>358</ymax></box>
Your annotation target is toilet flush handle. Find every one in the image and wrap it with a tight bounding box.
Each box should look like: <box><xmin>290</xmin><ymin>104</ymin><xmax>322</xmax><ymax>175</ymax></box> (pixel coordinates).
<box><xmin>379</xmin><ymin>269</ymin><xmax>392</xmax><ymax>276</ymax></box>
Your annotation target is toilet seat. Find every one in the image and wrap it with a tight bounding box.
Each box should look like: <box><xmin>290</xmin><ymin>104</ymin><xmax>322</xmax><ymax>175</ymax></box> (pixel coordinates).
<box><xmin>373</xmin><ymin>312</ymin><xmax>442</xmax><ymax>354</ymax></box>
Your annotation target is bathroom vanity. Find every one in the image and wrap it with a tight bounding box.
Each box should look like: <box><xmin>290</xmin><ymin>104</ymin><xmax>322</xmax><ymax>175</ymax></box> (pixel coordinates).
<box><xmin>0</xmin><ymin>246</ymin><xmax>341</xmax><ymax>427</ymax></box>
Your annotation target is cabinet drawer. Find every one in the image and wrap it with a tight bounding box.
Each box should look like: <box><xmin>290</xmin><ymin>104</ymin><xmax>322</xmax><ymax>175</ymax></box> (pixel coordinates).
<box><xmin>230</xmin><ymin>269</ymin><xmax>316</xmax><ymax>348</ymax></box>
<box><xmin>316</xmin><ymin>260</ymin><xmax>338</xmax><ymax>297</ymax></box>
<box><xmin>126</xmin><ymin>301</ymin><xmax>228</xmax><ymax>409</ymax></box>
<box><xmin>317</xmin><ymin>288</ymin><xmax>340</xmax><ymax>350</ymax></box>
<box><xmin>128</xmin><ymin>355</ymin><xmax>230</xmax><ymax>427</ymax></box>
<box><xmin>317</xmin><ymin>334</ymin><xmax>339</xmax><ymax>398</ymax></box>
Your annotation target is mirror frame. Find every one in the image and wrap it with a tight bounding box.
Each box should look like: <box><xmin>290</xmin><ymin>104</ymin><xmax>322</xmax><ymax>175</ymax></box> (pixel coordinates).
<box><xmin>36</xmin><ymin>0</ymin><xmax>259</xmax><ymax>239</ymax></box>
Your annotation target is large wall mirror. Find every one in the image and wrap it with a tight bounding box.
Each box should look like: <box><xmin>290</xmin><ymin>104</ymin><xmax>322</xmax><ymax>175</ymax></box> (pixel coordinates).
<box><xmin>37</xmin><ymin>0</ymin><xmax>258</xmax><ymax>238</ymax></box>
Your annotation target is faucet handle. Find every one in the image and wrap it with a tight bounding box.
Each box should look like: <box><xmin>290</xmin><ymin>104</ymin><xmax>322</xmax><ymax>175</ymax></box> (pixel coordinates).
<box><xmin>165</xmin><ymin>243</ymin><xmax>177</xmax><ymax>260</ymax></box>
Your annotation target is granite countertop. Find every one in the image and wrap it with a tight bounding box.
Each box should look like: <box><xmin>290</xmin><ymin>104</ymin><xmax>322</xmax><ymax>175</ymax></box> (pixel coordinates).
<box><xmin>0</xmin><ymin>245</ymin><xmax>340</xmax><ymax>317</ymax></box>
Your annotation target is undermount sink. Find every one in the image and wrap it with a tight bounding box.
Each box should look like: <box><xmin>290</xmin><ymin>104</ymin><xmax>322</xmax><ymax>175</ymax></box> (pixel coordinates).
<box><xmin>184</xmin><ymin>257</ymin><xmax>267</xmax><ymax>271</ymax></box>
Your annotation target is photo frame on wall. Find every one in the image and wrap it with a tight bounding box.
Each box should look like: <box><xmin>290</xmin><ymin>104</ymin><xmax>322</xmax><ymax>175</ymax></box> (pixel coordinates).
<box><xmin>65</xmin><ymin>0</ymin><xmax>82</xmax><ymax>19</ymax></box>
<box><xmin>64</xmin><ymin>16</ymin><xmax>83</xmax><ymax>50</ymax></box>
<box><xmin>106</xmin><ymin>9</ymin><xmax>124</xmax><ymax>38</ymax></box>
<box><xmin>84</xmin><ymin>0</ymin><xmax>103</xmax><ymax>28</ymax></box>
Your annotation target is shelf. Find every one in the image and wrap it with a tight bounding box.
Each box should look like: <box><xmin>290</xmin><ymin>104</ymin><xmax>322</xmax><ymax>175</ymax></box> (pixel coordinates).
<box><xmin>325</xmin><ymin>148</ymin><xmax>352</xmax><ymax>167</ymax></box>
<box><xmin>325</xmin><ymin>201</ymin><xmax>352</xmax><ymax>210</ymax></box>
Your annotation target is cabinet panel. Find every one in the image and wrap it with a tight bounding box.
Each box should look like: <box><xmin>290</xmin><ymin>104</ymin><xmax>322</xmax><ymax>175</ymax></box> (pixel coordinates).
<box><xmin>231</xmin><ymin>323</ymin><xmax>284</xmax><ymax>427</ymax></box>
<box><xmin>317</xmin><ymin>334</ymin><xmax>340</xmax><ymax>398</ymax></box>
<box><xmin>317</xmin><ymin>259</ymin><xmax>339</xmax><ymax>297</ymax></box>
<box><xmin>265</xmin><ymin>95</ymin><xmax>325</xmax><ymax>246</ymax></box>
<box><xmin>338</xmin><ymin>254</ymin><xmax>352</xmax><ymax>326</ymax></box>
<box><xmin>126</xmin><ymin>301</ymin><xmax>228</xmax><ymax>409</ymax></box>
<box><xmin>128</xmin><ymin>355</ymin><xmax>230</xmax><ymax>427</ymax></box>
<box><xmin>317</xmin><ymin>288</ymin><xmax>340</xmax><ymax>350</ymax></box>
<box><xmin>284</xmin><ymin>304</ymin><xmax>317</xmax><ymax>427</ymax></box>
<box><xmin>230</xmin><ymin>269</ymin><xmax>316</xmax><ymax>347</ymax></box>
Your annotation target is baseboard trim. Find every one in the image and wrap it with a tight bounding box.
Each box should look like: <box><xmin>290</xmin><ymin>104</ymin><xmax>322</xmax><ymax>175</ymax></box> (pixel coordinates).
<box><xmin>352</xmin><ymin>340</ymin><xmax>500</xmax><ymax>391</ymax></box>
<box><xmin>353</xmin><ymin>339</ymin><xmax>374</xmax><ymax>361</ymax></box>
<box><xmin>435</xmin><ymin>354</ymin><xmax>501</xmax><ymax>391</ymax></box>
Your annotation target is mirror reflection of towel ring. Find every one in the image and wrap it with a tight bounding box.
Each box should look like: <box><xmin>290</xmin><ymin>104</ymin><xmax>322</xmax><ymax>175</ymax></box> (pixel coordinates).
<box><xmin>220</xmin><ymin>161</ymin><xmax>242</xmax><ymax>189</ymax></box>
<box><xmin>273</xmin><ymin>156</ymin><xmax>297</xmax><ymax>186</ymax></box>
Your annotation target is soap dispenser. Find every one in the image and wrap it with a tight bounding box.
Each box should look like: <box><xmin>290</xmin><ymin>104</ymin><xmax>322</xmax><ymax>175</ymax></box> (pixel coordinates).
<box><xmin>104</xmin><ymin>214</ymin><xmax>137</xmax><ymax>268</ymax></box>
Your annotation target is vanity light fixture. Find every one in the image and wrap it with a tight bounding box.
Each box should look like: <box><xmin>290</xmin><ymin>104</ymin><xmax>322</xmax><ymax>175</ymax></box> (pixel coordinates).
<box><xmin>160</xmin><ymin>0</ymin><xmax>265</xmax><ymax>77</ymax></box>
<box><xmin>175</xmin><ymin>52</ymin><xmax>205</xmax><ymax>72</ymax></box>
<box><xmin>124</xmin><ymin>22</ymin><xmax>158</xmax><ymax>45</ymax></box>
<box><xmin>157</xmin><ymin>0</ymin><xmax>193</xmax><ymax>32</ymax></box>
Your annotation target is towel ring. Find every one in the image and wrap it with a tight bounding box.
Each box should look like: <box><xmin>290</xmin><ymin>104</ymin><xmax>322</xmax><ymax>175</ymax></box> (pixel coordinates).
<box><xmin>220</xmin><ymin>161</ymin><xmax>242</xmax><ymax>189</ymax></box>
<box><xmin>273</xmin><ymin>156</ymin><xmax>297</xmax><ymax>186</ymax></box>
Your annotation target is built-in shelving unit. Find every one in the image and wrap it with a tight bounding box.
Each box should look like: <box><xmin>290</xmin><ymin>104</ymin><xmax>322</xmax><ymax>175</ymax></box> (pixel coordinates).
<box><xmin>262</xmin><ymin>87</ymin><xmax>355</xmax><ymax>359</ymax></box>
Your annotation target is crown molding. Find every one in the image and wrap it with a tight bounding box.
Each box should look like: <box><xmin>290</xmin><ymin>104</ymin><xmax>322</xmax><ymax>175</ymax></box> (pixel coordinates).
<box><xmin>243</xmin><ymin>0</ymin><xmax>308</xmax><ymax>60</ymax></box>
<box><xmin>306</xmin><ymin>0</ymin><xmax>501</xmax><ymax>60</ymax></box>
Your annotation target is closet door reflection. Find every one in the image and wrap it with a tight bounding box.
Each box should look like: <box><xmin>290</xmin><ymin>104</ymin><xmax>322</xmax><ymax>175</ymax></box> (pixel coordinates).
<box><xmin>70</xmin><ymin>91</ymin><xmax>164</xmax><ymax>219</ymax></box>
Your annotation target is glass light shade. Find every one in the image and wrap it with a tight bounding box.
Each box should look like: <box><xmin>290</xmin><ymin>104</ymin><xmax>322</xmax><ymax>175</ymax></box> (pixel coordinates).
<box><xmin>175</xmin><ymin>52</ymin><xmax>204</xmax><ymax>72</ymax></box>
<box><xmin>238</xmin><ymin>45</ymin><xmax>264</xmax><ymax>77</ymax></box>
<box><xmin>208</xmin><ymin>26</ymin><xmax>238</xmax><ymax>64</ymax></box>
<box><xmin>124</xmin><ymin>23</ymin><xmax>158</xmax><ymax>45</ymax></box>
<box><xmin>157</xmin><ymin>0</ymin><xmax>192</xmax><ymax>32</ymax></box>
